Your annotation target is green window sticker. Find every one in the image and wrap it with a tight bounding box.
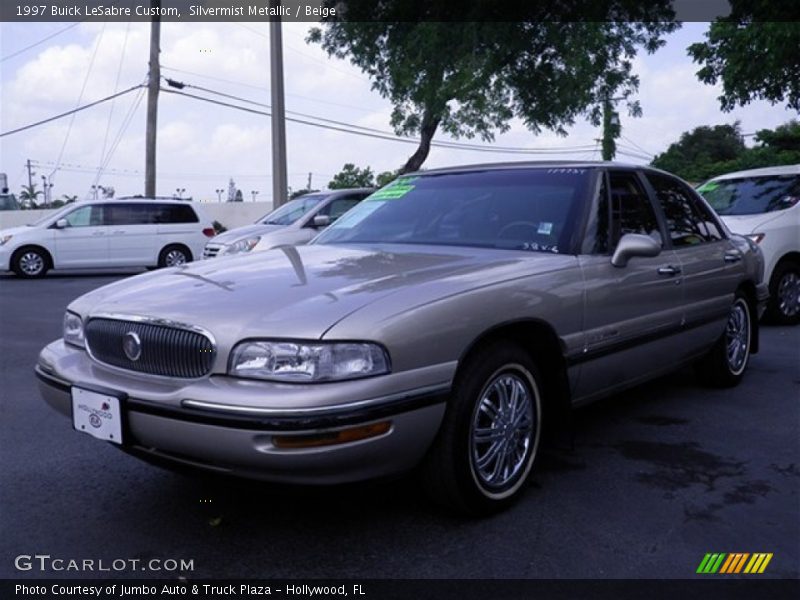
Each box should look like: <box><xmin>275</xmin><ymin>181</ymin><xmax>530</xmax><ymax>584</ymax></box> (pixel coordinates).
<box><xmin>696</xmin><ymin>181</ymin><xmax>719</xmax><ymax>193</ymax></box>
<box><xmin>367</xmin><ymin>177</ymin><xmax>417</xmax><ymax>201</ymax></box>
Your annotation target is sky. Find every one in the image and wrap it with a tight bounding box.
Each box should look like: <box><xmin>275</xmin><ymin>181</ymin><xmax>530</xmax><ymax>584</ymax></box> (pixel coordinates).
<box><xmin>0</xmin><ymin>21</ymin><xmax>797</xmax><ymax>204</ymax></box>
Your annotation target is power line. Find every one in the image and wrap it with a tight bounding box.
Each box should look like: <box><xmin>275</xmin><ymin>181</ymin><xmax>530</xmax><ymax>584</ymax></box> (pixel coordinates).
<box><xmin>52</xmin><ymin>20</ymin><xmax>108</xmax><ymax>178</ymax></box>
<box><xmin>162</xmin><ymin>78</ymin><xmax>602</xmax><ymax>155</ymax></box>
<box><xmin>0</xmin><ymin>22</ymin><xmax>82</xmax><ymax>63</ymax></box>
<box><xmin>0</xmin><ymin>84</ymin><xmax>144</xmax><ymax>138</ymax></box>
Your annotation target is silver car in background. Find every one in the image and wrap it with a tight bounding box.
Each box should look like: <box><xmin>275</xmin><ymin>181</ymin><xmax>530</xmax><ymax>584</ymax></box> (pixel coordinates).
<box><xmin>202</xmin><ymin>188</ymin><xmax>373</xmax><ymax>258</ymax></box>
<box><xmin>37</xmin><ymin>162</ymin><xmax>766</xmax><ymax>514</ymax></box>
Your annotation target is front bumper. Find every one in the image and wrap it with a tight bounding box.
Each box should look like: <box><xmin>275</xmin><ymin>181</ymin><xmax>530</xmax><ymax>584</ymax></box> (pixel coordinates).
<box><xmin>36</xmin><ymin>340</ymin><xmax>452</xmax><ymax>484</ymax></box>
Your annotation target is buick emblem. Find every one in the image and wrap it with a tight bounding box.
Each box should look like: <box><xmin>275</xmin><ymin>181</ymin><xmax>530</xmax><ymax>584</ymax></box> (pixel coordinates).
<box><xmin>122</xmin><ymin>331</ymin><xmax>142</xmax><ymax>361</ymax></box>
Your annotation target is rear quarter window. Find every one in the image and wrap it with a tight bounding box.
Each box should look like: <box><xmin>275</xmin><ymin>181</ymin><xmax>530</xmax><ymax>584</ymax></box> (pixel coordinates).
<box><xmin>153</xmin><ymin>204</ymin><xmax>199</xmax><ymax>224</ymax></box>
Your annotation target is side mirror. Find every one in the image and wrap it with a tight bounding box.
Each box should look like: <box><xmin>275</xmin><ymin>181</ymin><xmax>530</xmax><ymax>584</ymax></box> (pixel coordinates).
<box><xmin>54</xmin><ymin>219</ymin><xmax>68</xmax><ymax>229</ymax></box>
<box><xmin>611</xmin><ymin>233</ymin><xmax>662</xmax><ymax>268</ymax></box>
<box><xmin>313</xmin><ymin>214</ymin><xmax>331</xmax><ymax>228</ymax></box>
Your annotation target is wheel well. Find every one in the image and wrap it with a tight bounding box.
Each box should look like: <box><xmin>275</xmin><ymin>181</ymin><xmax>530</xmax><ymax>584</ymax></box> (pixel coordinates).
<box><xmin>11</xmin><ymin>245</ymin><xmax>54</xmax><ymax>269</ymax></box>
<box><xmin>772</xmin><ymin>252</ymin><xmax>800</xmax><ymax>280</ymax></box>
<box><xmin>456</xmin><ymin>320</ymin><xmax>572</xmax><ymax>435</ymax></box>
<box><xmin>159</xmin><ymin>243</ymin><xmax>192</xmax><ymax>261</ymax></box>
<box><xmin>737</xmin><ymin>281</ymin><xmax>759</xmax><ymax>354</ymax></box>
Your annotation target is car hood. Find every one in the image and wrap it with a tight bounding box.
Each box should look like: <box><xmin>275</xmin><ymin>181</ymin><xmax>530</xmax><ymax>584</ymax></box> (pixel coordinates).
<box><xmin>70</xmin><ymin>244</ymin><xmax>574</xmax><ymax>346</ymax></box>
<box><xmin>0</xmin><ymin>224</ymin><xmax>37</xmax><ymax>237</ymax></box>
<box><xmin>721</xmin><ymin>212</ymin><xmax>784</xmax><ymax>235</ymax></box>
<box><xmin>210</xmin><ymin>223</ymin><xmax>286</xmax><ymax>244</ymax></box>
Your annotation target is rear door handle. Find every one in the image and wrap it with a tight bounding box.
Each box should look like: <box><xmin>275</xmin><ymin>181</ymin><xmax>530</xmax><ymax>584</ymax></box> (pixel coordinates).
<box><xmin>91</xmin><ymin>231</ymin><xmax>105</xmax><ymax>236</ymax></box>
<box><xmin>657</xmin><ymin>265</ymin><xmax>682</xmax><ymax>276</ymax></box>
<box><xmin>724</xmin><ymin>252</ymin><xmax>742</xmax><ymax>263</ymax></box>
<box><xmin>112</xmin><ymin>230</ymin><xmax>125</xmax><ymax>235</ymax></box>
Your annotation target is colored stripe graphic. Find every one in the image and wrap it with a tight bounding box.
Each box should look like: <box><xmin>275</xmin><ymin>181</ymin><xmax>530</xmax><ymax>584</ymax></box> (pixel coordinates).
<box><xmin>720</xmin><ymin>553</ymin><xmax>749</xmax><ymax>573</ymax></box>
<box><xmin>744</xmin><ymin>553</ymin><xmax>773</xmax><ymax>574</ymax></box>
<box><xmin>697</xmin><ymin>553</ymin><xmax>727</xmax><ymax>573</ymax></box>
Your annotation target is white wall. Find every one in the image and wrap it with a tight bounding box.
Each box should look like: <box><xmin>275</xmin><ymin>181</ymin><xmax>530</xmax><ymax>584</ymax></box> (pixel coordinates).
<box><xmin>0</xmin><ymin>201</ymin><xmax>274</xmax><ymax>231</ymax></box>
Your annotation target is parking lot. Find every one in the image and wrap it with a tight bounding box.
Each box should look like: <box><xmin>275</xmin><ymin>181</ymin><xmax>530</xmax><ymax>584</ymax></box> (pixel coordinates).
<box><xmin>1</xmin><ymin>271</ymin><xmax>798</xmax><ymax>580</ymax></box>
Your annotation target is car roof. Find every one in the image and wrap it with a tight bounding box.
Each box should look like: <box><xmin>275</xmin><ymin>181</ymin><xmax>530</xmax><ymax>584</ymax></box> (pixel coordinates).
<box><xmin>406</xmin><ymin>160</ymin><xmax>664</xmax><ymax>177</ymax></box>
<box><xmin>93</xmin><ymin>197</ymin><xmax>196</xmax><ymax>205</ymax></box>
<box><xmin>708</xmin><ymin>164</ymin><xmax>800</xmax><ymax>181</ymax></box>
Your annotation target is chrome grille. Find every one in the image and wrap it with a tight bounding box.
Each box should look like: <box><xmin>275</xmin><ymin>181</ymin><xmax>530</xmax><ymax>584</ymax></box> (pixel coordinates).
<box><xmin>85</xmin><ymin>318</ymin><xmax>215</xmax><ymax>378</ymax></box>
<box><xmin>203</xmin><ymin>244</ymin><xmax>222</xmax><ymax>259</ymax></box>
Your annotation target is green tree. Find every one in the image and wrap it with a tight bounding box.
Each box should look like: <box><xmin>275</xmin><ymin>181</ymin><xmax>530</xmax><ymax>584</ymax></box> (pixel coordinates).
<box><xmin>19</xmin><ymin>183</ymin><xmax>42</xmax><ymax>208</ymax></box>
<box><xmin>61</xmin><ymin>194</ymin><xmax>78</xmax><ymax>204</ymax></box>
<box><xmin>754</xmin><ymin>120</ymin><xmax>800</xmax><ymax>152</ymax></box>
<box><xmin>651</xmin><ymin>123</ymin><xmax>746</xmax><ymax>181</ymax></box>
<box><xmin>652</xmin><ymin>120</ymin><xmax>800</xmax><ymax>182</ymax></box>
<box><xmin>328</xmin><ymin>163</ymin><xmax>375</xmax><ymax>189</ymax></box>
<box><xmin>234</xmin><ymin>189</ymin><xmax>244</xmax><ymax>202</ymax></box>
<box><xmin>688</xmin><ymin>2</ymin><xmax>800</xmax><ymax>111</ymax></box>
<box><xmin>309</xmin><ymin>3</ymin><xmax>677</xmax><ymax>173</ymax></box>
<box><xmin>376</xmin><ymin>170</ymin><xmax>399</xmax><ymax>187</ymax></box>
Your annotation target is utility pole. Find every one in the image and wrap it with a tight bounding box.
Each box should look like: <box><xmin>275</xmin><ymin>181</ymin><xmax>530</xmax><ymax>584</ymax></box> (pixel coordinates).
<box><xmin>26</xmin><ymin>159</ymin><xmax>34</xmax><ymax>192</ymax></box>
<box><xmin>601</xmin><ymin>94</ymin><xmax>621</xmax><ymax>161</ymax></box>
<box><xmin>145</xmin><ymin>0</ymin><xmax>161</xmax><ymax>197</ymax></box>
<box><xmin>270</xmin><ymin>7</ymin><xmax>288</xmax><ymax>208</ymax></box>
<box><xmin>307</xmin><ymin>172</ymin><xmax>312</xmax><ymax>190</ymax></box>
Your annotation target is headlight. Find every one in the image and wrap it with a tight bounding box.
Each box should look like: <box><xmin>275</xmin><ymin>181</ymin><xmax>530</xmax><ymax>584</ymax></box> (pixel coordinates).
<box><xmin>229</xmin><ymin>340</ymin><xmax>390</xmax><ymax>382</ymax></box>
<box><xmin>221</xmin><ymin>237</ymin><xmax>261</xmax><ymax>255</ymax></box>
<box><xmin>747</xmin><ymin>233</ymin><xmax>765</xmax><ymax>244</ymax></box>
<box><xmin>0</xmin><ymin>234</ymin><xmax>12</xmax><ymax>245</ymax></box>
<box><xmin>63</xmin><ymin>311</ymin><xmax>85</xmax><ymax>348</ymax></box>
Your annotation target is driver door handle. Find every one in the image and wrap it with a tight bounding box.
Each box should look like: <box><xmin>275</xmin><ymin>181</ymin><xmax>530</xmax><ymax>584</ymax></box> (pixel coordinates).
<box><xmin>657</xmin><ymin>265</ymin><xmax>681</xmax><ymax>276</ymax></box>
<box><xmin>724</xmin><ymin>252</ymin><xmax>742</xmax><ymax>263</ymax></box>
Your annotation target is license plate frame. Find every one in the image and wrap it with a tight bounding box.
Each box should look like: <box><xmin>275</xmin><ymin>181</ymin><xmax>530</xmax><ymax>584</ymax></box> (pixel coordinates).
<box><xmin>71</xmin><ymin>386</ymin><xmax>125</xmax><ymax>445</ymax></box>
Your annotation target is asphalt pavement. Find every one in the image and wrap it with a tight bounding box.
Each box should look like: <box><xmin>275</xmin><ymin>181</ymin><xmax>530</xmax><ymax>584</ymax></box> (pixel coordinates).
<box><xmin>1</xmin><ymin>271</ymin><xmax>798</xmax><ymax>580</ymax></box>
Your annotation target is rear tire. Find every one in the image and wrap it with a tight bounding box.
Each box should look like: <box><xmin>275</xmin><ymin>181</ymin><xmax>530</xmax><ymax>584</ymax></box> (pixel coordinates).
<box><xmin>766</xmin><ymin>261</ymin><xmax>800</xmax><ymax>325</ymax></box>
<box><xmin>12</xmin><ymin>246</ymin><xmax>49</xmax><ymax>278</ymax></box>
<box><xmin>420</xmin><ymin>341</ymin><xmax>542</xmax><ymax>515</ymax></box>
<box><xmin>695</xmin><ymin>293</ymin><xmax>752</xmax><ymax>388</ymax></box>
<box><xmin>157</xmin><ymin>245</ymin><xmax>191</xmax><ymax>268</ymax></box>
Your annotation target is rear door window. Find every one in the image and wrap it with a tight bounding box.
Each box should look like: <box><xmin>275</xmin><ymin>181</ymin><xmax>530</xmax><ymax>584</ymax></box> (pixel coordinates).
<box><xmin>647</xmin><ymin>173</ymin><xmax>724</xmax><ymax>247</ymax></box>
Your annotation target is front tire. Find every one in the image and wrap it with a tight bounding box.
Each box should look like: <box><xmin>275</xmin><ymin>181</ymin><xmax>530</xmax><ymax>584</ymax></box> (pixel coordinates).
<box><xmin>766</xmin><ymin>261</ymin><xmax>800</xmax><ymax>325</ymax></box>
<box><xmin>696</xmin><ymin>293</ymin><xmax>752</xmax><ymax>388</ymax></box>
<box><xmin>420</xmin><ymin>341</ymin><xmax>542</xmax><ymax>515</ymax></box>
<box><xmin>12</xmin><ymin>247</ymin><xmax>49</xmax><ymax>278</ymax></box>
<box><xmin>157</xmin><ymin>245</ymin><xmax>191</xmax><ymax>268</ymax></box>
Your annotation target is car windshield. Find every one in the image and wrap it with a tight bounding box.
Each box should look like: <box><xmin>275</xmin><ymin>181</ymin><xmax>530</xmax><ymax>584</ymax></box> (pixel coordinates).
<box><xmin>27</xmin><ymin>203</ymin><xmax>77</xmax><ymax>226</ymax></box>
<box><xmin>259</xmin><ymin>194</ymin><xmax>327</xmax><ymax>226</ymax></box>
<box><xmin>313</xmin><ymin>168</ymin><xmax>590</xmax><ymax>253</ymax></box>
<box><xmin>698</xmin><ymin>174</ymin><xmax>800</xmax><ymax>215</ymax></box>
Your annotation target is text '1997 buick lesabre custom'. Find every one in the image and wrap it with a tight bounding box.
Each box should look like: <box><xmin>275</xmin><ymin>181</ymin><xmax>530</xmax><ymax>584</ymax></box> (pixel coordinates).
<box><xmin>36</xmin><ymin>162</ymin><xmax>767</xmax><ymax>514</ymax></box>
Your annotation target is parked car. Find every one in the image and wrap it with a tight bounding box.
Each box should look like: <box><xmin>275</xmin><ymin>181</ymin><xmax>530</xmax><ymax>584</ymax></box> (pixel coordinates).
<box><xmin>698</xmin><ymin>165</ymin><xmax>799</xmax><ymax>324</ymax></box>
<box><xmin>0</xmin><ymin>198</ymin><xmax>214</xmax><ymax>278</ymax></box>
<box><xmin>0</xmin><ymin>193</ymin><xmax>20</xmax><ymax>211</ymax></box>
<box><xmin>203</xmin><ymin>188</ymin><xmax>373</xmax><ymax>259</ymax></box>
<box><xmin>37</xmin><ymin>163</ymin><xmax>766</xmax><ymax>514</ymax></box>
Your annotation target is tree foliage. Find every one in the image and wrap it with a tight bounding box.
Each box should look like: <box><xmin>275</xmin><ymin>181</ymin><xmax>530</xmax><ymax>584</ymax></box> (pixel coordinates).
<box><xmin>289</xmin><ymin>188</ymin><xmax>320</xmax><ymax>200</ymax></box>
<box><xmin>19</xmin><ymin>183</ymin><xmax>42</xmax><ymax>208</ymax></box>
<box><xmin>652</xmin><ymin>120</ymin><xmax>800</xmax><ymax>182</ymax></box>
<box><xmin>309</xmin><ymin>2</ymin><xmax>677</xmax><ymax>173</ymax></box>
<box><xmin>688</xmin><ymin>2</ymin><xmax>800</xmax><ymax>111</ymax></box>
<box><xmin>328</xmin><ymin>163</ymin><xmax>375</xmax><ymax>189</ymax></box>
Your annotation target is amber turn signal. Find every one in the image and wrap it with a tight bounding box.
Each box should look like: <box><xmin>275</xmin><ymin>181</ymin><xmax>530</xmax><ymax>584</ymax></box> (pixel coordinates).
<box><xmin>273</xmin><ymin>421</ymin><xmax>392</xmax><ymax>449</ymax></box>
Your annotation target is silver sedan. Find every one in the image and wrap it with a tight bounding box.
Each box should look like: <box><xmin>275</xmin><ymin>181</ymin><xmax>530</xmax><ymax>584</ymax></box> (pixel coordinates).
<box><xmin>36</xmin><ymin>162</ymin><xmax>767</xmax><ymax>514</ymax></box>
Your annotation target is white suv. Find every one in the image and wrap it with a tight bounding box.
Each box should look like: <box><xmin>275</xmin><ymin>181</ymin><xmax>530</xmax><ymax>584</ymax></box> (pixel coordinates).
<box><xmin>0</xmin><ymin>198</ymin><xmax>215</xmax><ymax>278</ymax></box>
<box><xmin>699</xmin><ymin>165</ymin><xmax>800</xmax><ymax>324</ymax></box>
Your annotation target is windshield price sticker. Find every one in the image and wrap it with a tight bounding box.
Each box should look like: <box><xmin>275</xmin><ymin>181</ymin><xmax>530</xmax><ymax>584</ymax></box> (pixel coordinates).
<box><xmin>367</xmin><ymin>178</ymin><xmax>417</xmax><ymax>201</ymax></box>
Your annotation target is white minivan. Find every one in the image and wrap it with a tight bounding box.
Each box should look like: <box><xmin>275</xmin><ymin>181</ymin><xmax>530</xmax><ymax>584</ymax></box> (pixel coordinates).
<box><xmin>0</xmin><ymin>198</ymin><xmax>215</xmax><ymax>278</ymax></box>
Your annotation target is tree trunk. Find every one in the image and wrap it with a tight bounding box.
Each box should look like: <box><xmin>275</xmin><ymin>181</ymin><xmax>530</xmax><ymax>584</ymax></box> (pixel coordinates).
<box><xmin>399</xmin><ymin>115</ymin><xmax>441</xmax><ymax>174</ymax></box>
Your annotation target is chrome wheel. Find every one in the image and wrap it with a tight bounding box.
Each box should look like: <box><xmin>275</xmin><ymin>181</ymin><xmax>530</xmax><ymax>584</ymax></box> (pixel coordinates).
<box><xmin>469</xmin><ymin>367</ymin><xmax>538</xmax><ymax>496</ymax></box>
<box><xmin>725</xmin><ymin>299</ymin><xmax>750</xmax><ymax>376</ymax></box>
<box><xmin>19</xmin><ymin>251</ymin><xmax>45</xmax><ymax>276</ymax></box>
<box><xmin>164</xmin><ymin>249</ymin><xmax>187</xmax><ymax>267</ymax></box>
<box><xmin>777</xmin><ymin>271</ymin><xmax>800</xmax><ymax>318</ymax></box>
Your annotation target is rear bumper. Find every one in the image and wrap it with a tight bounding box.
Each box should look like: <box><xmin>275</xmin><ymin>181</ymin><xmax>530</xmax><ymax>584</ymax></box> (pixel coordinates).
<box><xmin>36</xmin><ymin>341</ymin><xmax>451</xmax><ymax>484</ymax></box>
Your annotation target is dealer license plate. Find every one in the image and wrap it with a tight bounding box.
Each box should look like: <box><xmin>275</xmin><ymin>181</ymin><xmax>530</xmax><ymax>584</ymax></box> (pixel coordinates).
<box><xmin>71</xmin><ymin>387</ymin><xmax>123</xmax><ymax>445</ymax></box>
